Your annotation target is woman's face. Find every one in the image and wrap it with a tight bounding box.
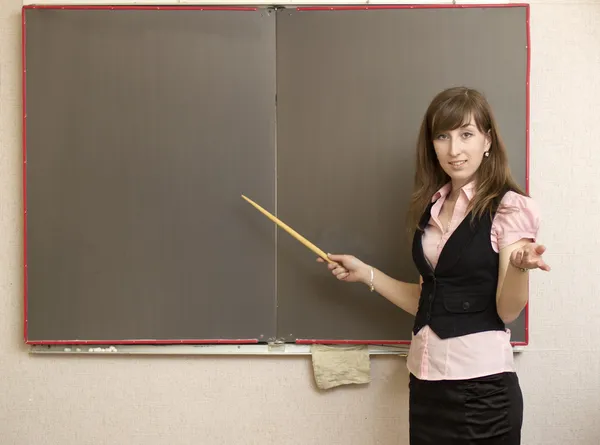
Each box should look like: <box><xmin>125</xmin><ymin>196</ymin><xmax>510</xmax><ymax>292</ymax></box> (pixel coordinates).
<box><xmin>432</xmin><ymin>116</ymin><xmax>491</xmax><ymax>187</ymax></box>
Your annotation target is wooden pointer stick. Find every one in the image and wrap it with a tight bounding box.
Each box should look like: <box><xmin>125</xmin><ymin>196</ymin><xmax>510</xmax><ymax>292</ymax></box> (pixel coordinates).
<box><xmin>241</xmin><ymin>195</ymin><xmax>337</xmax><ymax>265</ymax></box>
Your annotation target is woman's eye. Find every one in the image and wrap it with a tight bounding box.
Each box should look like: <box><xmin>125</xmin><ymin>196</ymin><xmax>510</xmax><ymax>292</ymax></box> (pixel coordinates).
<box><xmin>462</xmin><ymin>132</ymin><xmax>473</xmax><ymax>138</ymax></box>
<box><xmin>436</xmin><ymin>134</ymin><xmax>448</xmax><ymax>140</ymax></box>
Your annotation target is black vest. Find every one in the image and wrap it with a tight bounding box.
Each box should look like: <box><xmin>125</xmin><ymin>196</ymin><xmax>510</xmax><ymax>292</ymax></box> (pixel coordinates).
<box><xmin>411</xmin><ymin>197</ymin><xmax>506</xmax><ymax>339</ymax></box>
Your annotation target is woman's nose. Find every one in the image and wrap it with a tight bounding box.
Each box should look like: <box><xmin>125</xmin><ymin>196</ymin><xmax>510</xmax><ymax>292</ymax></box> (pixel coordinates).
<box><xmin>448</xmin><ymin>140</ymin><xmax>461</xmax><ymax>156</ymax></box>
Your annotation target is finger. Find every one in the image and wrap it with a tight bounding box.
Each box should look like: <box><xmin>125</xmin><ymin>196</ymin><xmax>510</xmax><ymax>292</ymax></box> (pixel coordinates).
<box><xmin>337</xmin><ymin>272</ymin><xmax>349</xmax><ymax>280</ymax></box>
<box><xmin>333</xmin><ymin>266</ymin><xmax>348</xmax><ymax>276</ymax></box>
<box><xmin>513</xmin><ymin>250</ymin><xmax>523</xmax><ymax>265</ymax></box>
<box><xmin>330</xmin><ymin>253</ymin><xmax>360</xmax><ymax>267</ymax></box>
<box><xmin>538</xmin><ymin>260</ymin><xmax>551</xmax><ymax>271</ymax></box>
<box><xmin>535</xmin><ymin>244</ymin><xmax>546</xmax><ymax>255</ymax></box>
<box><xmin>325</xmin><ymin>254</ymin><xmax>345</xmax><ymax>269</ymax></box>
<box><xmin>326</xmin><ymin>253</ymin><xmax>346</xmax><ymax>262</ymax></box>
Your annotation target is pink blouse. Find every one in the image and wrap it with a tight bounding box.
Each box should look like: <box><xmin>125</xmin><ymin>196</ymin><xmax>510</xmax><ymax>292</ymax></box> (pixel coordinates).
<box><xmin>406</xmin><ymin>181</ymin><xmax>540</xmax><ymax>381</ymax></box>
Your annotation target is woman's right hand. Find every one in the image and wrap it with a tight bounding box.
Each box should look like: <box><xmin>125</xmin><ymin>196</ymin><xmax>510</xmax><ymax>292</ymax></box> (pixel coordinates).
<box><xmin>317</xmin><ymin>254</ymin><xmax>371</xmax><ymax>284</ymax></box>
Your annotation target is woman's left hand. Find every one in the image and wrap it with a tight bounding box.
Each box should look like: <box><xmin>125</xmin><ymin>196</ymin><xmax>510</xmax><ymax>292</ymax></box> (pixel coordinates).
<box><xmin>510</xmin><ymin>243</ymin><xmax>551</xmax><ymax>272</ymax></box>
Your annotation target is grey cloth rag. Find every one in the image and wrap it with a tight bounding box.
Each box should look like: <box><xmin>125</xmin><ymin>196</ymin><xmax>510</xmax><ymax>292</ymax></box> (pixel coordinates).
<box><xmin>310</xmin><ymin>344</ymin><xmax>371</xmax><ymax>390</ymax></box>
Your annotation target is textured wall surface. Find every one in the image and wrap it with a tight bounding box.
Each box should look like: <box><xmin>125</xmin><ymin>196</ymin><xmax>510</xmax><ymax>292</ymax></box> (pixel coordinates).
<box><xmin>1</xmin><ymin>1</ymin><xmax>599</xmax><ymax>444</ymax></box>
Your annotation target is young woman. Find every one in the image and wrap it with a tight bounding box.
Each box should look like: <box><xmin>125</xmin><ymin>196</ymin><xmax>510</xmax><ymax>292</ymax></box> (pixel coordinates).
<box><xmin>319</xmin><ymin>87</ymin><xmax>550</xmax><ymax>445</ymax></box>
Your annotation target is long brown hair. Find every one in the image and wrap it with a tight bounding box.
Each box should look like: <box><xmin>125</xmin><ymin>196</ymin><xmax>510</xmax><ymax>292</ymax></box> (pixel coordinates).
<box><xmin>407</xmin><ymin>87</ymin><xmax>526</xmax><ymax>233</ymax></box>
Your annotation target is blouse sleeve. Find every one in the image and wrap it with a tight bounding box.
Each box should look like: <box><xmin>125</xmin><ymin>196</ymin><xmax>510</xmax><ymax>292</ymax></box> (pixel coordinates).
<box><xmin>491</xmin><ymin>191</ymin><xmax>540</xmax><ymax>253</ymax></box>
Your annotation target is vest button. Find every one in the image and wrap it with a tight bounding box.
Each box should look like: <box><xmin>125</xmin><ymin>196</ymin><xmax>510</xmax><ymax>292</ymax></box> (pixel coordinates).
<box><xmin>429</xmin><ymin>293</ymin><xmax>434</xmax><ymax>302</ymax></box>
<box><xmin>462</xmin><ymin>301</ymin><xmax>470</xmax><ymax>310</ymax></box>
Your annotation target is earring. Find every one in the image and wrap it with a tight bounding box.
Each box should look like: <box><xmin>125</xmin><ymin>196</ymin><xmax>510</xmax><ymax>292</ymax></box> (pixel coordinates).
<box><xmin>484</xmin><ymin>151</ymin><xmax>490</xmax><ymax>157</ymax></box>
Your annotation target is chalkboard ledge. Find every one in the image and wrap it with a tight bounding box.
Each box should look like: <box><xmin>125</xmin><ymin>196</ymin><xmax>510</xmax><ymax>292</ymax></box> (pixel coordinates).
<box><xmin>28</xmin><ymin>344</ymin><xmax>526</xmax><ymax>356</ymax></box>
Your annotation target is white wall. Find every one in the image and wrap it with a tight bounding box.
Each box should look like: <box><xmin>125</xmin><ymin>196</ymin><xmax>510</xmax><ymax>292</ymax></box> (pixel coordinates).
<box><xmin>1</xmin><ymin>1</ymin><xmax>599</xmax><ymax>444</ymax></box>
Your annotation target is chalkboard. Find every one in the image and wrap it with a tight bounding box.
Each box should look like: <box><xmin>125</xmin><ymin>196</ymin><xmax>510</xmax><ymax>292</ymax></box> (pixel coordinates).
<box><xmin>22</xmin><ymin>5</ymin><xmax>530</xmax><ymax>346</ymax></box>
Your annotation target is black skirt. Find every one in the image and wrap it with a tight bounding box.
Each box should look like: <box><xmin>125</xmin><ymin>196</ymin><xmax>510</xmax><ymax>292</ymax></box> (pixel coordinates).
<box><xmin>409</xmin><ymin>372</ymin><xmax>523</xmax><ymax>445</ymax></box>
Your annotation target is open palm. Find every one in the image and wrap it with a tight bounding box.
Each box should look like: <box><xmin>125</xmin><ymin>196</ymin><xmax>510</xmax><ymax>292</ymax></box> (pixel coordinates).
<box><xmin>510</xmin><ymin>243</ymin><xmax>550</xmax><ymax>272</ymax></box>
